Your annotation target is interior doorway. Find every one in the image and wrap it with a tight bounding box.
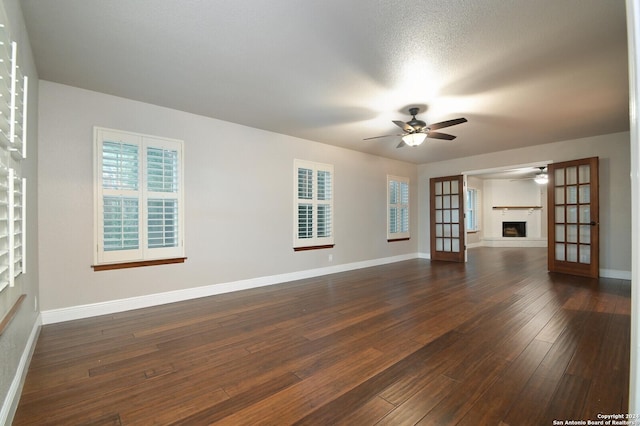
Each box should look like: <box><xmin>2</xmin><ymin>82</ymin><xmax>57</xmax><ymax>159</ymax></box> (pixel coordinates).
<box><xmin>442</xmin><ymin>158</ymin><xmax>600</xmax><ymax>278</ymax></box>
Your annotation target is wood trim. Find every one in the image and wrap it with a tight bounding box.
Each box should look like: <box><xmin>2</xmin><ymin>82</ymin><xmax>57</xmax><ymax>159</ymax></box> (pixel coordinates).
<box><xmin>92</xmin><ymin>257</ymin><xmax>187</xmax><ymax>271</ymax></box>
<box><xmin>293</xmin><ymin>244</ymin><xmax>335</xmax><ymax>252</ymax></box>
<box><xmin>0</xmin><ymin>294</ymin><xmax>26</xmax><ymax>336</ymax></box>
<box><xmin>430</xmin><ymin>175</ymin><xmax>465</xmax><ymax>262</ymax></box>
<box><xmin>387</xmin><ymin>237</ymin><xmax>410</xmax><ymax>242</ymax></box>
<box><xmin>547</xmin><ymin>156</ymin><xmax>599</xmax><ymax>278</ymax></box>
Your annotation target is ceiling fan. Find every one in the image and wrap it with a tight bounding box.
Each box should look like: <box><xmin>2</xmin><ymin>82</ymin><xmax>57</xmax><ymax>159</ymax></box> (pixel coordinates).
<box><xmin>364</xmin><ymin>107</ymin><xmax>467</xmax><ymax>148</ymax></box>
<box><xmin>532</xmin><ymin>167</ymin><xmax>549</xmax><ymax>184</ymax></box>
<box><xmin>510</xmin><ymin>166</ymin><xmax>549</xmax><ymax>184</ymax></box>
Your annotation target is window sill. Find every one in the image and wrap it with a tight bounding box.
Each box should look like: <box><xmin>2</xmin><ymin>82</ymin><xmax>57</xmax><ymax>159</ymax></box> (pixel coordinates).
<box><xmin>467</xmin><ymin>230</ymin><xmax>479</xmax><ymax>234</ymax></box>
<box><xmin>0</xmin><ymin>294</ymin><xmax>26</xmax><ymax>336</ymax></box>
<box><xmin>387</xmin><ymin>237</ymin><xmax>410</xmax><ymax>242</ymax></box>
<box><xmin>293</xmin><ymin>244</ymin><xmax>335</xmax><ymax>252</ymax></box>
<box><xmin>92</xmin><ymin>257</ymin><xmax>187</xmax><ymax>271</ymax></box>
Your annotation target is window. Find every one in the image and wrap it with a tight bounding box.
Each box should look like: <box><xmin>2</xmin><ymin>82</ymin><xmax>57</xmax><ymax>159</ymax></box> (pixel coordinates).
<box><xmin>294</xmin><ymin>159</ymin><xmax>334</xmax><ymax>250</ymax></box>
<box><xmin>0</xmin><ymin>40</ymin><xmax>27</xmax><ymax>291</ymax></box>
<box><xmin>94</xmin><ymin>128</ymin><xmax>184</xmax><ymax>267</ymax></box>
<box><xmin>466</xmin><ymin>188</ymin><xmax>480</xmax><ymax>232</ymax></box>
<box><xmin>387</xmin><ymin>175</ymin><xmax>409</xmax><ymax>241</ymax></box>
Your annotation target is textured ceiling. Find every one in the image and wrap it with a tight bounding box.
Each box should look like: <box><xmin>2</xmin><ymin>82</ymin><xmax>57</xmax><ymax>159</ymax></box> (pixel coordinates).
<box><xmin>20</xmin><ymin>0</ymin><xmax>630</xmax><ymax>164</ymax></box>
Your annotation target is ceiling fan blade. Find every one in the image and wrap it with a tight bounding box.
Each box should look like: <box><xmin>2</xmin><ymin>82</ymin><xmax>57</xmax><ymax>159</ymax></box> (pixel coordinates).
<box><xmin>428</xmin><ymin>117</ymin><xmax>467</xmax><ymax>130</ymax></box>
<box><xmin>363</xmin><ymin>133</ymin><xmax>403</xmax><ymax>140</ymax></box>
<box><xmin>393</xmin><ymin>120</ymin><xmax>415</xmax><ymax>132</ymax></box>
<box><xmin>396</xmin><ymin>140</ymin><xmax>407</xmax><ymax>148</ymax></box>
<box><xmin>427</xmin><ymin>131</ymin><xmax>456</xmax><ymax>140</ymax></box>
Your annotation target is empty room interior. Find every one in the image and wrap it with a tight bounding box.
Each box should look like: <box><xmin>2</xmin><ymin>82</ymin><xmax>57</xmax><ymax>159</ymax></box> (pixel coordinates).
<box><xmin>1</xmin><ymin>0</ymin><xmax>639</xmax><ymax>424</ymax></box>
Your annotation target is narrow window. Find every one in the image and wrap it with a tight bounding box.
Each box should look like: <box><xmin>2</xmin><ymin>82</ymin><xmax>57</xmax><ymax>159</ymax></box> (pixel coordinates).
<box><xmin>388</xmin><ymin>175</ymin><xmax>409</xmax><ymax>241</ymax></box>
<box><xmin>294</xmin><ymin>160</ymin><xmax>334</xmax><ymax>250</ymax></box>
<box><xmin>466</xmin><ymin>188</ymin><xmax>480</xmax><ymax>232</ymax></box>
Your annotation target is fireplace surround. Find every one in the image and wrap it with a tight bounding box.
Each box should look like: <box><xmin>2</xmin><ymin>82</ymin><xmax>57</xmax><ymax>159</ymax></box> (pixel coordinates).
<box><xmin>502</xmin><ymin>221</ymin><xmax>526</xmax><ymax>237</ymax></box>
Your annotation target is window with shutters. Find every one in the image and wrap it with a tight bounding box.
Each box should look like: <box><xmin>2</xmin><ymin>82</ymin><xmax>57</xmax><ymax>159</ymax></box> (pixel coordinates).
<box><xmin>387</xmin><ymin>175</ymin><xmax>409</xmax><ymax>241</ymax></box>
<box><xmin>466</xmin><ymin>188</ymin><xmax>480</xmax><ymax>232</ymax></box>
<box><xmin>0</xmin><ymin>35</ymin><xmax>28</xmax><ymax>291</ymax></box>
<box><xmin>94</xmin><ymin>128</ymin><xmax>184</xmax><ymax>268</ymax></box>
<box><xmin>294</xmin><ymin>159</ymin><xmax>334</xmax><ymax>250</ymax></box>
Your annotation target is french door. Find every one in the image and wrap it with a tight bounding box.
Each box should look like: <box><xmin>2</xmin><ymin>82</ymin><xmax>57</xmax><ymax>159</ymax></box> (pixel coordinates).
<box><xmin>548</xmin><ymin>157</ymin><xmax>599</xmax><ymax>278</ymax></box>
<box><xmin>430</xmin><ymin>175</ymin><xmax>465</xmax><ymax>262</ymax></box>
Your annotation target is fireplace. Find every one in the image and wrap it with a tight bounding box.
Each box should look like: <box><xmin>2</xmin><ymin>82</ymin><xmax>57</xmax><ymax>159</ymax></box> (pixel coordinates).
<box><xmin>503</xmin><ymin>221</ymin><xmax>526</xmax><ymax>237</ymax></box>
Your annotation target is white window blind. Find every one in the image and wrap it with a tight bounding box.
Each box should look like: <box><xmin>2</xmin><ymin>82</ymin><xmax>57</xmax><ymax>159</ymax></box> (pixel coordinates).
<box><xmin>9</xmin><ymin>168</ymin><xmax>22</xmax><ymax>280</ymax></box>
<box><xmin>294</xmin><ymin>160</ymin><xmax>334</xmax><ymax>248</ymax></box>
<box><xmin>466</xmin><ymin>188</ymin><xmax>480</xmax><ymax>231</ymax></box>
<box><xmin>0</xmin><ymin>167</ymin><xmax>9</xmax><ymax>291</ymax></box>
<box><xmin>0</xmin><ymin>25</ymin><xmax>27</xmax><ymax>292</ymax></box>
<box><xmin>94</xmin><ymin>128</ymin><xmax>184</xmax><ymax>265</ymax></box>
<box><xmin>387</xmin><ymin>175</ymin><xmax>409</xmax><ymax>240</ymax></box>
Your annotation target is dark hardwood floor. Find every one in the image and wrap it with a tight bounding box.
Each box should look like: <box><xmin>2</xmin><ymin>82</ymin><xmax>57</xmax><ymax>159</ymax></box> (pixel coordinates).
<box><xmin>13</xmin><ymin>247</ymin><xmax>630</xmax><ymax>425</ymax></box>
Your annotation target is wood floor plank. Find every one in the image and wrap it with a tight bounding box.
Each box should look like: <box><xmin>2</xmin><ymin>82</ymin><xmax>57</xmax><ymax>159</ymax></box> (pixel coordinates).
<box><xmin>12</xmin><ymin>247</ymin><xmax>630</xmax><ymax>425</ymax></box>
<box><xmin>501</xmin><ymin>317</ymin><xmax>589</xmax><ymax>425</ymax></box>
<box><xmin>456</xmin><ymin>338</ymin><xmax>553</xmax><ymax>425</ymax></box>
<box><xmin>415</xmin><ymin>352</ymin><xmax>509</xmax><ymax>425</ymax></box>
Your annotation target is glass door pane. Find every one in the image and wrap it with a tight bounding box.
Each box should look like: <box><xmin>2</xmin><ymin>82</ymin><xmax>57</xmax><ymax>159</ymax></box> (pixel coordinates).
<box><xmin>430</xmin><ymin>175</ymin><xmax>464</xmax><ymax>262</ymax></box>
<box><xmin>548</xmin><ymin>157</ymin><xmax>599</xmax><ymax>278</ymax></box>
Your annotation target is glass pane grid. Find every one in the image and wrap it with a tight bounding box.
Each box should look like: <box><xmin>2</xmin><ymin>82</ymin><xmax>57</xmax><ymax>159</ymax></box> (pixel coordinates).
<box><xmin>553</xmin><ymin>163</ymin><xmax>593</xmax><ymax>265</ymax></box>
<box><xmin>147</xmin><ymin>147</ymin><xmax>179</xmax><ymax>193</ymax></box>
<box><xmin>400</xmin><ymin>182</ymin><xmax>409</xmax><ymax>204</ymax></box>
<box><xmin>389</xmin><ymin>181</ymin><xmax>398</xmax><ymax>204</ymax></box>
<box><xmin>298</xmin><ymin>168</ymin><xmax>313</xmax><ymax>200</ymax></box>
<box><xmin>317</xmin><ymin>204</ymin><xmax>332</xmax><ymax>237</ymax></box>
<box><xmin>317</xmin><ymin>170</ymin><xmax>332</xmax><ymax>201</ymax></box>
<box><xmin>389</xmin><ymin>207</ymin><xmax>398</xmax><ymax>233</ymax></box>
<box><xmin>102</xmin><ymin>141</ymin><xmax>139</xmax><ymax>190</ymax></box>
<box><xmin>400</xmin><ymin>207</ymin><xmax>408</xmax><ymax>233</ymax></box>
<box><xmin>298</xmin><ymin>204</ymin><xmax>313</xmax><ymax>238</ymax></box>
<box><xmin>433</xmin><ymin>179</ymin><xmax>460</xmax><ymax>253</ymax></box>
<box><xmin>103</xmin><ymin>196</ymin><xmax>139</xmax><ymax>251</ymax></box>
<box><xmin>147</xmin><ymin>198</ymin><xmax>179</xmax><ymax>248</ymax></box>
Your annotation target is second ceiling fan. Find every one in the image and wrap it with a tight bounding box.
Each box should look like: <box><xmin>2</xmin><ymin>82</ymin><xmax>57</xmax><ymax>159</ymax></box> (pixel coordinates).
<box><xmin>364</xmin><ymin>107</ymin><xmax>467</xmax><ymax>148</ymax></box>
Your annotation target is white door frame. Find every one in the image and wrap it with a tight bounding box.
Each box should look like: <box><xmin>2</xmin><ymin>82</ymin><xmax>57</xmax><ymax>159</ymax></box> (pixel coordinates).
<box><xmin>625</xmin><ymin>0</ymin><xmax>640</xmax><ymax>414</ymax></box>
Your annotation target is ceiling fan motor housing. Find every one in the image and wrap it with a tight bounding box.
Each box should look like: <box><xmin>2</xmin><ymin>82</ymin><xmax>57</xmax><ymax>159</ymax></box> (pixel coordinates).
<box><xmin>408</xmin><ymin>119</ymin><xmax>426</xmax><ymax>132</ymax></box>
<box><xmin>407</xmin><ymin>108</ymin><xmax>426</xmax><ymax>132</ymax></box>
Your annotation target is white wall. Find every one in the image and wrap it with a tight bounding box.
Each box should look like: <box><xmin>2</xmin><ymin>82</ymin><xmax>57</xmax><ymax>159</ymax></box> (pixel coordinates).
<box><xmin>0</xmin><ymin>0</ymin><xmax>39</xmax><ymax>422</ymax></box>
<box><xmin>37</xmin><ymin>81</ymin><xmax>419</xmax><ymax>312</ymax></box>
<box><xmin>482</xmin><ymin>179</ymin><xmax>546</xmax><ymax>246</ymax></box>
<box><xmin>418</xmin><ymin>132</ymin><xmax>631</xmax><ymax>277</ymax></box>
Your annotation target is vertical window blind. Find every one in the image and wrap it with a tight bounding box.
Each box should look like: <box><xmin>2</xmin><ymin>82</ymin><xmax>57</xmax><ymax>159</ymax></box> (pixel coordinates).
<box><xmin>94</xmin><ymin>128</ymin><xmax>184</xmax><ymax>265</ymax></box>
<box><xmin>388</xmin><ymin>175</ymin><xmax>409</xmax><ymax>240</ymax></box>
<box><xmin>294</xmin><ymin>160</ymin><xmax>334</xmax><ymax>248</ymax></box>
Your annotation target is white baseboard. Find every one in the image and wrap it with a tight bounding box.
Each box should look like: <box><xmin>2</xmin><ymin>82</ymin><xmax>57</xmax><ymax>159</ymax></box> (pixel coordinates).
<box><xmin>39</xmin><ymin>251</ymin><xmax>632</xmax><ymax>325</ymax></box>
<box><xmin>41</xmin><ymin>253</ymin><xmax>421</xmax><ymax>325</ymax></box>
<box><xmin>481</xmin><ymin>238</ymin><xmax>548</xmax><ymax>248</ymax></box>
<box><xmin>600</xmin><ymin>269</ymin><xmax>632</xmax><ymax>280</ymax></box>
<box><xmin>0</xmin><ymin>313</ymin><xmax>41</xmax><ymax>426</ymax></box>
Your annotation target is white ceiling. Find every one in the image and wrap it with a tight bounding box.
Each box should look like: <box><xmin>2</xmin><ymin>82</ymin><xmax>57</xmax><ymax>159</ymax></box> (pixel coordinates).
<box><xmin>20</xmin><ymin>0</ymin><xmax>630</xmax><ymax>164</ymax></box>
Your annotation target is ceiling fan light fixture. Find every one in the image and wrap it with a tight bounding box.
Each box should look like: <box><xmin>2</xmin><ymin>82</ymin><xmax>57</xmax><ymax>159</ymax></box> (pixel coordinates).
<box><xmin>402</xmin><ymin>132</ymin><xmax>427</xmax><ymax>147</ymax></box>
<box><xmin>534</xmin><ymin>173</ymin><xmax>549</xmax><ymax>184</ymax></box>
